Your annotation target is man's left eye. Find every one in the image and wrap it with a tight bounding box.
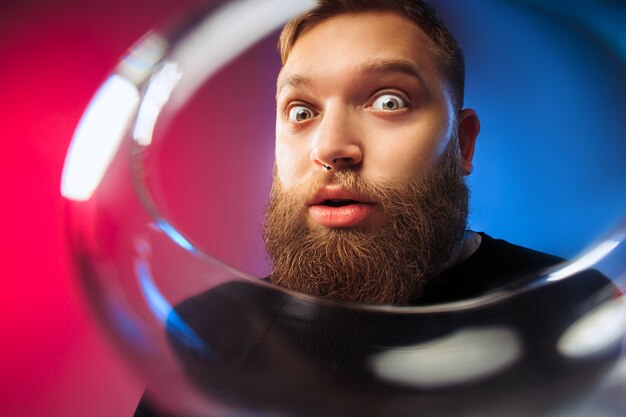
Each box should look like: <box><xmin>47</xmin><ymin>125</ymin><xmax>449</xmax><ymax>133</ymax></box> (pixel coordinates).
<box><xmin>371</xmin><ymin>94</ymin><xmax>406</xmax><ymax>111</ymax></box>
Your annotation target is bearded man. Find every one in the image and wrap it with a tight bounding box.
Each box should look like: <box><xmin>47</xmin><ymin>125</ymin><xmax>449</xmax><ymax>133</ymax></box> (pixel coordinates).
<box><xmin>135</xmin><ymin>1</ymin><xmax>618</xmax><ymax>417</ymax></box>
<box><xmin>264</xmin><ymin>0</ymin><xmax>560</xmax><ymax>305</ymax></box>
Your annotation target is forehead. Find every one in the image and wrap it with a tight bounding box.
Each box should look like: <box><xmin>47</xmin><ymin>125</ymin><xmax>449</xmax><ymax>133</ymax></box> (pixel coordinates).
<box><xmin>278</xmin><ymin>11</ymin><xmax>443</xmax><ymax>92</ymax></box>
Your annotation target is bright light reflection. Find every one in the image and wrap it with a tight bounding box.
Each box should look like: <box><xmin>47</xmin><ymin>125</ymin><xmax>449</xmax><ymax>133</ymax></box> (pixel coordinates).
<box><xmin>547</xmin><ymin>240</ymin><xmax>621</xmax><ymax>282</ymax></box>
<box><xmin>133</xmin><ymin>62</ymin><xmax>182</xmax><ymax>146</ymax></box>
<box><xmin>369</xmin><ymin>327</ymin><xmax>521</xmax><ymax>388</ymax></box>
<box><xmin>61</xmin><ymin>75</ymin><xmax>139</xmax><ymax>201</ymax></box>
<box><xmin>117</xmin><ymin>34</ymin><xmax>168</xmax><ymax>85</ymax></box>
<box><xmin>153</xmin><ymin>219</ymin><xmax>198</xmax><ymax>255</ymax></box>
<box><xmin>557</xmin><ymin>297</ymin><xmax>626</xmax><ymax>358</ymax></box>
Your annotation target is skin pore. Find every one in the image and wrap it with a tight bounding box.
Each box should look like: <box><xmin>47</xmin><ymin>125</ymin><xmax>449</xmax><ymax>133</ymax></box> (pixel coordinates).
<box><xmin>265</xmin><ymin>11</ymin><xmax>480</xmax><ymax>305</ymax></box>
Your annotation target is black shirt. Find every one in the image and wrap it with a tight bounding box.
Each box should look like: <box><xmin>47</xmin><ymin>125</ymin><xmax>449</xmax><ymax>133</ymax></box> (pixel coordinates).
<box><xmin>417</xmin><ymin>232</ymin><xmax>564</xmax><ymax>304</ymax></box>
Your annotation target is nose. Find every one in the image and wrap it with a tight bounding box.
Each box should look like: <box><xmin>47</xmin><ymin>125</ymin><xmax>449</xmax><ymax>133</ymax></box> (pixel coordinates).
<box><xmin>310</xmin><ymin>106</ymin><xmax>363</xmax><ymax>170</ymax></box>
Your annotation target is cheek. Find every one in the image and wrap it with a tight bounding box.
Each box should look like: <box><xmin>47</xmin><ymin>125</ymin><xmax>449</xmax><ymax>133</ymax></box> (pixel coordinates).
<box><xmin>367</xmin><ymin>121</ymin><xmax>452</xmax><ymax>184</ymax></box>
<box><xmin>274</xmin><ymin>138</ymin><xmax>306</xmax><ymax>189</ymax></box>
<box><xmin>275</xmin><ymin>152</ymin><xmax>294</xmax><ymax>186</ymax></box>
<box><xmin>275</xmin><ymin>122</ymin><xmax>294</xmax><ymax>185</ymax></box>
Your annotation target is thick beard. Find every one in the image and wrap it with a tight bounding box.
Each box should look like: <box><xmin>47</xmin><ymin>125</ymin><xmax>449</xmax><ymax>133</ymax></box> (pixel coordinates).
<box><xmin>263</xmin><ymin>144</ymin><xmax>469</xmax><ymax>305</ymax></box>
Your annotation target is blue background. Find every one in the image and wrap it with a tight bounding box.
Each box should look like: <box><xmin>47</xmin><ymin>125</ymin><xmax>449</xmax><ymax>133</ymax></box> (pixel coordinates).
<box><xmin>437</xmin><ymin>0</ymin><xmax>626</xmax><ymax>258</ymax></box>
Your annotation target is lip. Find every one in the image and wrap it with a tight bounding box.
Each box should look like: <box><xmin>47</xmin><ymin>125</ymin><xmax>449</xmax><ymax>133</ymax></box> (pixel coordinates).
<box><xmin>307</xmin><ymin>187</ymin><xmax>377</xmax><ymax>228</ymax></box>
<box><xmin>307</xmin><ymin>187</ymin><xmax>376</xmax><ymax>206</ymax></box>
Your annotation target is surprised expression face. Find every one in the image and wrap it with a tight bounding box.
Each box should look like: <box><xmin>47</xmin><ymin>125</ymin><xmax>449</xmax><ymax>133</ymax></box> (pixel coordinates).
<box><xmin>275</xmin><ymin>11</ymin><xmax>474</xmax><ymax>230</ymax></box>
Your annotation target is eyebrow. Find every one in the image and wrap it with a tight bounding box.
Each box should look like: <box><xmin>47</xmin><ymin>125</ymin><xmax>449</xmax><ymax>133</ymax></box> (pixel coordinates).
<box><xmin>276</xmin><ymin>73</ymin><xmax>312</xmax><ymax>95</ymax></box>
<box><xmin>276</xmin><ymin>58</ymin><xmax>429</xmax><ymax>96</ymax></box>
<box><xmin>358</xmin><ymin>58</ymin><xmax>427</xmax><ymax>85</ymax></box>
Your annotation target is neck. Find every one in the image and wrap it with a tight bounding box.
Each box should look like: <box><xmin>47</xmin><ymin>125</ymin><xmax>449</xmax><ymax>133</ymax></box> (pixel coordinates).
<box><xmin>437</xmin><ymin>230</ymin><xmax>482</xmax><ymax>273</ymax></box>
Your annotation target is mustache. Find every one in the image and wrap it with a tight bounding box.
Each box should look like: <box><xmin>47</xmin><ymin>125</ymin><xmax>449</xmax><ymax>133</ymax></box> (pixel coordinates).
<box><xmin>272</xmin><ymin>168</ymin><xmax>395</xmax><ymax>209</ymax></box>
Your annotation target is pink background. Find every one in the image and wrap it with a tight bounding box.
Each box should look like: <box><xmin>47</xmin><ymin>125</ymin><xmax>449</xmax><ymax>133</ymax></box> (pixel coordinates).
<box><xmin>0</xmin><ymin>1</ymin><xmax>203</xmax><ymax>416</ymax></box>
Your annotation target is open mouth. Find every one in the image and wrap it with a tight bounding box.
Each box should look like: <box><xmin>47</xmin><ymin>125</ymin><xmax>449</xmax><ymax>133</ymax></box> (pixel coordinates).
<box><xmin>308</xmin><ymin>191</ymin><xmax>377</xmax><ymax>227</ymax></box>
<box><xmin>321</xmin><ymin>199</ymin><xmax>360</xmax><ymax>207</ymax></box>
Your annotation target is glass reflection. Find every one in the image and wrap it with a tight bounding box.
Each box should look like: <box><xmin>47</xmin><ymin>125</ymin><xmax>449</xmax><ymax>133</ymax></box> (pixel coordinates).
<box><xmin>61</xmin><ymin>1</ymin><xmax>626</xmax><ymax>416</ymax></box>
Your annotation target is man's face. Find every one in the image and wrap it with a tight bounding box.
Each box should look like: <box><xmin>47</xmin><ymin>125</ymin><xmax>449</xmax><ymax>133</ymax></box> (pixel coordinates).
<box><xmin>275</xmin><ymin>12</ymin><xmax>460</xmax><ymax>222</ymax></box>
<box><xmin>265</xmin><ymin>11</ymin><xmax>477</xmax><ymax>304</ymax></box>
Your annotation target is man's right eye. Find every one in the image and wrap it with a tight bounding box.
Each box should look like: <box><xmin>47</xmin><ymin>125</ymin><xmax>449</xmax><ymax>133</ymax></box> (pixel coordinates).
<box><xmin>288</xmin><ymin>105</ymin><xmax>314</xmax><ymax>123</ymax></box>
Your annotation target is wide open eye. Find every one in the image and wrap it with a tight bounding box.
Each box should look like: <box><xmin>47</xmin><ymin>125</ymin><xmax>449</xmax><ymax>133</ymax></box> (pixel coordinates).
<box><xmin>288</xmin><ymin>105</ymin><xmax>315</xmax><ymax>123</ymax></box>
<box><xmin>372</xmin><ymin>94</ymin><xmax>406</xmax><ymax>111</ymax></box>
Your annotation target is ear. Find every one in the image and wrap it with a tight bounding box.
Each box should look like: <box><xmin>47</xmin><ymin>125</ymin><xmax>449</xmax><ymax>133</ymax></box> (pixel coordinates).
<box><xmin>457</xmin><ymin>109</ymin><xmax>480</xmax><ymax>175</ymax></box>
